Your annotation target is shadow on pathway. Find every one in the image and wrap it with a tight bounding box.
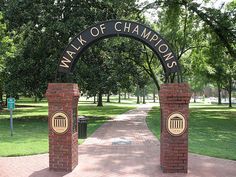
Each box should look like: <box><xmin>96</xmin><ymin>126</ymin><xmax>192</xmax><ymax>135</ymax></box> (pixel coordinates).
<box><xmin>0</xmin><ymin>104</ymin><xmax>236</xmax><ymax>177</ymax></box>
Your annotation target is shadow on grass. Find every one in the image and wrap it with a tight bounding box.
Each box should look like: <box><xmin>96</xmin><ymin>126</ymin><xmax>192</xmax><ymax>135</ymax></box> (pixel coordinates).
<box><xmin>190</xmin><ymin>105</ymin><xmax>236</xmax><ymax>160</ymax></box>
<box><xmin>0</xmin><ymin>117</ymin><xmax>48</xmax><ymax>142</ymax></box>
<box><xmin>16</xmin><ymin>104</ymin><xmax>42</xmax><ymax>108</ymax></box>
<box><xmin>78</xmin><ymin>104</ymin><xmax>135</xmax><ymax>118</ymax></box>
<box><xmin>146</xmin><ymin>105</ymin><xmax>236</xmax><ymax>160</ymax></box>
<box><xmin>0</xmin><ymin>101</ymin><xmax>136</xmax><ymax>156</ymax></box>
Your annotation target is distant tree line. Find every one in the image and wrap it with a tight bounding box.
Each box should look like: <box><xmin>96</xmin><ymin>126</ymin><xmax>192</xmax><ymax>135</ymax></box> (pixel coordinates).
<box><xmin>0</xmin><ymin>0</ymin><xmax>235</xmax><ymax>107</ymax></box>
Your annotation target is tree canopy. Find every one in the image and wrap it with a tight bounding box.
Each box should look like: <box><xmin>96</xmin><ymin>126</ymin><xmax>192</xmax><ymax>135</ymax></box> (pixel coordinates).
<box><xmin>0</xmin><ymin>0</ymin><xmax>235</xmax><ymax>106</ymax></box>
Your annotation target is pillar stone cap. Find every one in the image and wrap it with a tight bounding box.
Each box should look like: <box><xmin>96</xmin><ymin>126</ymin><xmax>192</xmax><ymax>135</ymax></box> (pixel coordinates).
<box><xmin>159</xmin><ymin>83</ymin><xmax>191</xmax><ymax>103</ymax></box>
<box><xmin>46</xmin><ymin>83</ymin><xmax>80</xmax><ymax>97</ymax></box>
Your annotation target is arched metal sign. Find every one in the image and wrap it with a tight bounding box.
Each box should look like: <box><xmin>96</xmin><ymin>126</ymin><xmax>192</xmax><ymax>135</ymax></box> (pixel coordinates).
<box><xmin>58</xmin><ymin>20</ymin><xmax>180</xmax><ymax>75</ymax></box>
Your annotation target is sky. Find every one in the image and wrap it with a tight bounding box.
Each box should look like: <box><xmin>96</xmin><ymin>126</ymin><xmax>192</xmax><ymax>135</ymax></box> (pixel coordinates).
<box><xmin>137</xmin><ymin>0</ymin><xmax>233</xmax><ymax>7</ymax></box>
<box><xmin>137</xmin><ymin>0</ymin><xmax>233</xmax><ymax>22</ymax></box>
<box><xmin>197</xmin><ymin>0</ymin><xmax>233</xmax><ymax>8</ymax></box>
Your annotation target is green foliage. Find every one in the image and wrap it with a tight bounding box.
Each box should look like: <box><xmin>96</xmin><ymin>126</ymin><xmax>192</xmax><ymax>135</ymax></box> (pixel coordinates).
<box><xmin>1</xmin><ymin>0</ymin><xmax>235</xmax><ymax>104</ymax></box>
<box><xmin>75</xmin><ymin>35</ymin><xmax>156</xmax><ymax>106</ymax></box>
<box><xmin>146</xmin><ymin>104</ymin><xmax>236</xmax><ymax>160</ymax></box>
<box><xmin>188</xmin><ymin>1</ymin><xmax>236</xmax><ymax>59</ymax></box>
<box><xmin>2</xmin><ymin>0</ymin><xmax>140</xmax><ymax>100</ymax></box>
<box><xmin>0</xmin><ymin>11</ymin><xmax>15</xmax><ymax>100</ymax></box>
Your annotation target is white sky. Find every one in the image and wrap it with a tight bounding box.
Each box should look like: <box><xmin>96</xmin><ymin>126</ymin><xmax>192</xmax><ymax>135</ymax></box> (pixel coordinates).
<box><xmin>198</xmin><ymin>0</ymin><xmax>233</xmax><ymax>8</ymax></box>
<box><xmin>137</xmin><ymin>0</ymin><xmax>233</xmax><ymax>22</ymax></box>
<box><xmin>137</xmin><ymin>0</ymin><xmax>233</xmax><ymax>8</ymax></box>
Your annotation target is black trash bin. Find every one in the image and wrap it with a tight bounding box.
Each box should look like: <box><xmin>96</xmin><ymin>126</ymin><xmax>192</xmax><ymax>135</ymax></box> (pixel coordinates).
<box><xmin>78</xmin><ymin>116</ymin><xmax>88</xmax><ymax>139</ymax></box>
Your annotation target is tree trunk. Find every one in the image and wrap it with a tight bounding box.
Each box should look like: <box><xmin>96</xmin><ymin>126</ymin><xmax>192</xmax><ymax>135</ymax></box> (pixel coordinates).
<box><xmin>153</xmin><ymin>92</ymin><xmax>156</xmax><ymax>103</ymax></box>
<box><xmin>128</xmin><ymin>93</ymin><xmax>130</xmax><ymax>99</ymax></box>
<box><xmin>224</xmin><ymin>90</ymin><xmax>227</xmax><ymax>102</ymax></box>
<box><xmin>143</xmin><ymin>87</ymin><xmax>146</xmax><ymax>104</ymax></box>
<box><xmin>5</xmin><ymin>96</ymin><xmax>8</xmax><ymax>106</ymax></box>
<box><xmin>0</xmin><ymin>86</ymin><xmax>2</xmax><ymax>110</ymax></box>
<box><xmin>149</xmin><ymin>68</ymin><xmax>160</xmax><ymax>90</ymax></box>
<box><xmin>217</xmin><ymin>84</ymin><xmax>222</xmax><ymax>104</ymax></box>
<box><xmin>97</xmin><ymin>91</ymin><xmax>103</xmax><ymax>107</ymax></box>
<box><xmin>153</xmin><ymin>86</ymin><xmax>156</xmax><ymax>103</ymax></box>
<box><xmin>194</xmin><ymin>91</ymin><xmax>197</xmax><ymax>103</ymax></box>
<box><xmin>124</xmin><ymin>92</ymin><xmax>127</xmax><ymax>99</ymax></box>
<box><xmin>93</xmin><ymin>95</ymin><xmax>96</xmax><ymax>104</ymax></box>
<box><xmin>228</xmin><ymin>77</ymin><xmax>232</xmax><ymax>108</ymax></box>
<box><xmin>34</xmin><ymin>96</ymin><xmax>38</xmax><ymax>102</ymax></box>
<box><xmin>107</xmin><ymin>92</ymin><xmax>110</xmax><ymax>103</ymax></box>
<box><xmin>118</xmin><ymin>90</ymin><xmax>121</xmax><ymax>103</ymax></box>
<box><xmin>137</xmin><ymin>85</ymin><xmax>140</xmax><ymax>104</ymax></box>
<box><xmin>0</xmin><ymin>87</ymin><xmax>3</xmax><ymax>101</ymax></box>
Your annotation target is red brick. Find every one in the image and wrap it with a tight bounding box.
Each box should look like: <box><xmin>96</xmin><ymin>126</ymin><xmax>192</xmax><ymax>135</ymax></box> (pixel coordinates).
<box><xmin>159</xmin><ymin>83</ymin><xmax>191</xmax><ymax>173</ymax></box>
<box><xmin>46</xmin><ymin>83</ymin><xmax>80</xmax><ymax>172</ymax></box>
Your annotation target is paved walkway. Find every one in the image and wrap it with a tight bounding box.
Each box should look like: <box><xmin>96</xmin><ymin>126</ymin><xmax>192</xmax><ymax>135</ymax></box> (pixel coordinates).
<box><xmin>0</xmin><ymin>104</ymin><xmax>236</xmax><ymax>177</ymax></box>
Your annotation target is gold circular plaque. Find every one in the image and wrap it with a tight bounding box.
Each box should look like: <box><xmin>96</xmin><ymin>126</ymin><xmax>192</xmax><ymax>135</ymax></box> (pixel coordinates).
<box><xmin>167</xmin><ymin>112</ymin><xmax>186</xmax><ymax>136</ymax></box>
<box><xmin>51</xmin><ymin>112</ymin><xmax>69</xmax><ymax>134</ymax></box>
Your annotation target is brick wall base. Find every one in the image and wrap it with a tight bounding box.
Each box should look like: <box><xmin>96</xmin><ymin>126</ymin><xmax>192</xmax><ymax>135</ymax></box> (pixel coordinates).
<box><xmin>46</xmin><ymin>83</ymin><xmax>80</xmax><ymax>172</ymax></box>
<box><xmin>159</xmin><ymin>83</ymin><xmax>191</xmax><ymax>173</ymax></box>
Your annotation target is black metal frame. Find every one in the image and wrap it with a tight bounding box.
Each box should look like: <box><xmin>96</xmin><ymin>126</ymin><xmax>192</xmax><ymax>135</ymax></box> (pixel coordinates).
<box><xmin>56</xmin><ymin>20</ymin><xmax>182</xmax><ymax>83</ymax></box>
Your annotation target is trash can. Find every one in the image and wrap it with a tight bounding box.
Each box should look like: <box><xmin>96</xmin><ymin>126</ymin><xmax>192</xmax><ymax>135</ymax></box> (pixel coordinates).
<box><xmin>78</xmin><ymin>116</ymin><xmax>88</xmax><ymax>139</ymax></box>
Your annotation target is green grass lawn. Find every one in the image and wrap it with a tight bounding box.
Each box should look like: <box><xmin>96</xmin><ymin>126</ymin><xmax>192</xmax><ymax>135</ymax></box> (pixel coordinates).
<box><xmin>2</xmin><ymin>96</ymin><xmax>235</xmax><ymax>160</ymax></box>
<box><xmin>0</xmin><ymin>98</ymin><xmax>135</xmax><ymax>157</ymax></box>
<box><xmin>146</xmin><ymin>103</ymin><xmax>236</xmax><ymax>160</ymax></box>
<box><xmin>146</xmin><ymin>104</ymin><xmax>236</xmax><ymax>160</ymax></box>
<box><xmin>189</xmin><ymin>103</ymin><xmax>236</xmax><ymax>160</ymax></box>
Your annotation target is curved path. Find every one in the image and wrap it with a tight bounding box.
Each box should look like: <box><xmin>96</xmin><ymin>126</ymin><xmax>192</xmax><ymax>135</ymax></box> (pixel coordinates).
<box><xmin>0</xmin><ymin>104</ymin><xmax>236</xmax><ymax>177</ymax></box>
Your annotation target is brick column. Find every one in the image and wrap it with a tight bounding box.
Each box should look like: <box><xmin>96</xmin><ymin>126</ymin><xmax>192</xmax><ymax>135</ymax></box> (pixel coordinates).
<box><xmin>46</xmin><ymin>83</ymin><xmax>80</xmax><ymax>172</ymax></box>
<box><xmin>159</xmin><ymin>83</ymin><xmax>191</xmax><ymax>173</ymax></box>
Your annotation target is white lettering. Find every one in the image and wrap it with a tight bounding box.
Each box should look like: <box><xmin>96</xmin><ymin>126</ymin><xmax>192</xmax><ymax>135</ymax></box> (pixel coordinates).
<box><xmin>77</xmin><ymin>35</ymin><xmax>87</xmax><ymax>46</ymax></box>
<box><xmin>114</xmin><ymin>22</ymin><xmax>122</xmax><ymax>32</ymax></box>
<box><xmin>90</xmin><ymin>27</ymin><xmax>100</xmax><ymax>37</ymax></box>
<box><xmin>141</xmin><ymin>28</ymin><xmax>151</xmax><ymax>40</ymax></box>
<box><xmin>154</xmin><ymin>39</ymin><xmax>162</xmax><ymax>47</ymax></box>
<box><xmin>60</xmin><ymin>56</ymin><xmax>72</xmax><ymax>68</ymax></box>
<box><xmin>132</xmin><ymin>25</ymin><xmax>139</xmax><ymax>35</ymax></box>
<box><xmin>167</xmin><ymin>61</ymin><xmax>177</xmax><ymax>68</ymax></box>
<box><xmin>150</xmin><ymin>34</ymin><xmax>159</xmax><ymax>42</ymax></box>
<box><xmin>100</xmin><ymin>23</ymin><xmax>106</xmax><ymax>34</ymax></box>
<box><xmin>163</xmin><ymin>52</ymin><xmax>174</xmax><ymax>61</ymax></box>
<box><xmin>124</xmin><ymin>22</ymin><xmax>131</xmax><ymax>32</ymax></box>
<box><xmin>158</xmin><ymin>44</ymin><xmax>168</xmax><ymax>53</ymax></box>
<box><xmin>66</xmin><ymin>50</ymin><xmax>76</xmax><ymax>59</ymax></box>
<box><xmin>71</xmin><ymin>44</ymin><xmax>81</xmax><ymax>51</ymax></box>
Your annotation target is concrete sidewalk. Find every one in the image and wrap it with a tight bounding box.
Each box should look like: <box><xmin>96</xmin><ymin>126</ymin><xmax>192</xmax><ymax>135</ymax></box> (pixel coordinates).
<box><xmin>0</xmin><ymin>104</ymin><xmax>236</xmax><ymax>177</ymax></box>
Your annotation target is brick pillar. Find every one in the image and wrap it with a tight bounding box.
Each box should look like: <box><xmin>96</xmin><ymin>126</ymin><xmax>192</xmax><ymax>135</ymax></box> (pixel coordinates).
<box><xmin>159</xmin><ymin>83</ymin><xmax>191</xmax><ymax>173</ymax></box>
<box><xmin>46</xmin><ymin>83</ymin><xmax>80</xmax><ymax>172</ymax></box>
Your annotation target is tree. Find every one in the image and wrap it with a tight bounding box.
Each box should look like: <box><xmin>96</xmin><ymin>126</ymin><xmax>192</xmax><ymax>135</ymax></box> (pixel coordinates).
<box><xmin>75</xmin><ymin>40</ymin><xmax>121</xmax><ymax>107</ymax></box>
<box><xmin>141</xmin><ymin>0</ymin><xmax>236</xmax><ymax>60</ymax></box>
<box><xmin>0</xmin><ymin>12</ymin><xmax>15</xmax><ymax>102</ymax></box>
<box><xmin>186</xmin><ymin>1</ymin><xmax>236</xmax><ymax>60</ymax></box>
<box><xmin>2</xmin><ymin>0</ymin><xmax>142</xmax><ymax>102</ymax></box>
<box><xmin>75</xmin><ymin>37</ymin><xmax>149</xmax><ymax>106</ymax></box>
<box><xmin>140</xmin><ymin>0</ymin><xmax>236</xmax><ymax>106</ymax></box>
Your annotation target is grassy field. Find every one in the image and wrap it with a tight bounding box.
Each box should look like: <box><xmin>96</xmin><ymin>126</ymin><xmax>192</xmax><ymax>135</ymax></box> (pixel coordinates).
<box><xmin>1</xmin><ymin>96</ymin><xmax>235</xmax><ymax>160</ymax></box>
<box><xmin>0</xmin><ymin>98</ymin><xmax>136</xmax><ymax>156</ymax></box>
<box><xmin>146</xmin><ymin>103</ymin><xmax>236</xmax><ymax>160</ymax></box>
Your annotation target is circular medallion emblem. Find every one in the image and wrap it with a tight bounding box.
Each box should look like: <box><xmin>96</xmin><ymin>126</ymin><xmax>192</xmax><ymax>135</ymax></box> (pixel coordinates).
<box><xmin>51</xmin><ymin>112</ymin><xmax>69</xmax><ymax>134</ymax></box>
<box><xmin>167</xmin><ymin>112</ymin><xmax>186</xmax><ymax>136</ymax></box>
